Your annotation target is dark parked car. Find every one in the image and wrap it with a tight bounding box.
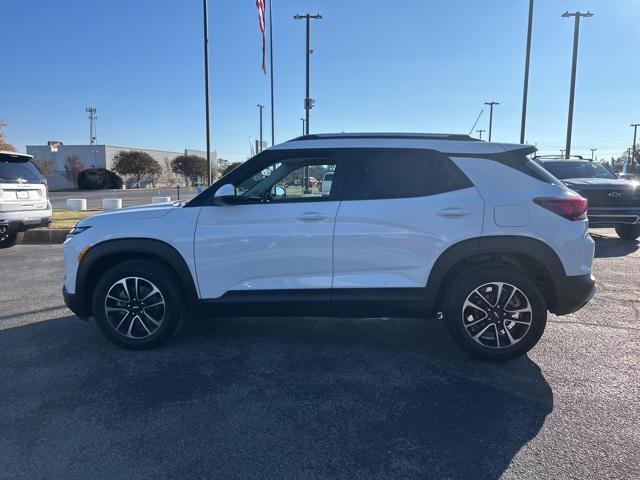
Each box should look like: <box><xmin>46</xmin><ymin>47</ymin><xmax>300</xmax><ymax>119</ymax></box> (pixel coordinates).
<box><xmin>535</xmin><ymin>156</ymin><xmax>640</xmax><ymax>239</ymax></box>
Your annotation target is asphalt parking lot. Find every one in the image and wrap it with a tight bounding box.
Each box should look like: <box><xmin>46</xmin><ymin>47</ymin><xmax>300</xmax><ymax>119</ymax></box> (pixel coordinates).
<box><xmin>1</xmin><ymin>230</ymin><xmax>639</xmax><ymax>479</ymax></box>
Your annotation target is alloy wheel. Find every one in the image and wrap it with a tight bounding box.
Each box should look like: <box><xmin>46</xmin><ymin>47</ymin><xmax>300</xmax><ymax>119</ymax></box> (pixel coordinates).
<box><xmin>461</xmin><ymin>282</ymin><xmax>532</xmax><ymax>349</ymax></box>
<box><xmin>104</xmin><ymin>277</ymin><xmax>166</xmax><ymax>339</ymax></box>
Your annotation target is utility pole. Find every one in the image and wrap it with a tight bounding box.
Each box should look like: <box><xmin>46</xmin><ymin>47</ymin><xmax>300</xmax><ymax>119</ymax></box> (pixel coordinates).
<box><xmin>268</xmin><ymin>0</ymin><xmax>275</xmax><ymax>146</ymax></box>
<box><xmin>484</xmin><ymin>102</ymin><xmax>499</xmax><ymax>142</ymax></box>
<box><xmin>257</xmin><ymin>104</ymin><xmax>265</xmax><ymax>152</ymax></box>
<box><xmin>560</xmin><ymin>149</ymin><xmax>565</xmax><ymax>157</ymax></box>
<box><xmin>476</xmin><ymin>129</ymin><xmax>485</xmax><ymax>140</ymax></box>
<box><xmin>301</xmin><ymin>118</ymin><xmax>306</xmax><ymax>135</ymax></box>
<box><xmin>590</xmin><ymin>148</ymin><xmax>597</xmax><ymax>161</ymax></box>
<box><xmin>294</xmin><ymin>13</ymin><xmax>322</xmax><ymax>135</ymax></box>
<box><xmin>562</xmin><ymin>11</ymin><xmax>593</xmax><ymax>158</ymax></box>
<box><xmin>631</xmin><ymin>123</ymin><xmax>639</xmax><ymax>166</ymax></box>
<box><xmin>203</xmin><ymin>0</ymin><xmax>212</xmax><ymax>186</ymax></box>
<box><xmin>520</xmin><ymin>0</ymin><xmax>534</xmax><ymax>144</ymax></box>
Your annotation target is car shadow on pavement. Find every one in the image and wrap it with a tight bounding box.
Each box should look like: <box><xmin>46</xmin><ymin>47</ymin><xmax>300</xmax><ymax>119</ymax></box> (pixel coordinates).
<box><xmin>1</xmin><ymin>314</ymin><xmax>553</xmax><ymax>480</ymax></box>
<box><xmin>592</xmin><ymin>234</ymin><xmax>639</xmax><ymax>258</ymax></box>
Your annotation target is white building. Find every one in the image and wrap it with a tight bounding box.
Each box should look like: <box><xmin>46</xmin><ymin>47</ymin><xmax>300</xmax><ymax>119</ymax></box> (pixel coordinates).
<box><xmin>26</xmin><ymin>141</ymin><xmax>217</xmax><ymax>190</ymax></box>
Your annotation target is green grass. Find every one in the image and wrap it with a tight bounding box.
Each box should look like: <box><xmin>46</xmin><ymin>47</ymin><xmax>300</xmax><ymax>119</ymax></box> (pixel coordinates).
<box><xmin>51</xmin><ymin>209</ymin><xmax>101</xmax><ymax>229</ymax></box>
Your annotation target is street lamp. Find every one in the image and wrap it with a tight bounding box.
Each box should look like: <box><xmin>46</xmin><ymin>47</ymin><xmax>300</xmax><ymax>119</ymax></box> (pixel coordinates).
<box><xmin>631</xmin><ymin>123</ymin><xmax>640</xmax><ymax>166</ymax></box>
<box><xmin>294</xmin><ymin>13</ymin><xmax>322</xmax><ymax>135</ymax></box>
<box><xmin>562</xmin><ymin>11</ymin><xmax>593</xmax><ymax>158</ymax></box>
<box><xmin>590</xmin><ymin>148</ymin><xmax>597</xmax><ymax>161</ymax></box>
<box><xmin>257</xmin><ymin>104</ymin><xmax>265</xmax><ymax>152</ymax></box>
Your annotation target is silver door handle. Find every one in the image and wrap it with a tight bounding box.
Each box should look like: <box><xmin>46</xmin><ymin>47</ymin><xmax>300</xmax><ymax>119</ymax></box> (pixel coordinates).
<box><xmin>296</xmin><ymin>212</ymin><xmax>328</xmax><ymax>221</ymax></box>
<box><xmin>437</xmin><ymin>208</ymin><xmax>471</xmax><ymax>217</ymax></box>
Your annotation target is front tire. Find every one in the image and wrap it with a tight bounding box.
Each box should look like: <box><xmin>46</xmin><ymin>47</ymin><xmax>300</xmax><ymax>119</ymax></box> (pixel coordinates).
<box><xmin>92</xmin><ymin>261</ymin><xmax>182</xmax><ymax>349</ymax></box>
<box><xmin>615</xmin><ymin>224</ymin><xmax>640</xmax><ymax>240</ymax></box>
<box><xmin>0</xmin><ymin>232</ymin><xmax>24</xmax><ymax>249</ymax></box>
<box><xmin>443</xmin><ymin>266</ymin><xmax>547</xmax><ymax>361</ymax></box>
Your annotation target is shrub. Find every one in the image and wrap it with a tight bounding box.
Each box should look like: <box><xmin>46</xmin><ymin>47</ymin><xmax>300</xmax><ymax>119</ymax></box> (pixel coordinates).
<box><xmin>77</xmin><ymin>168</ymin><xmax>124</xmax><ymax>190</ymax></box>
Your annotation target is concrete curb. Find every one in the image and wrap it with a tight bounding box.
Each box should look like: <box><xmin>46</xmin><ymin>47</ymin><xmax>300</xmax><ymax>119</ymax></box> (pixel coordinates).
<box><xmin>21</xmin><ymin>229</ymin><xmax>70</xmax><ymax>245</ymax></box>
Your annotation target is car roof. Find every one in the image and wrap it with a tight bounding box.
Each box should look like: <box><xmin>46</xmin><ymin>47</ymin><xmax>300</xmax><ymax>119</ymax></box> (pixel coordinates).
<box><xmin>271</xmin><ymin>132</ymin><xmax>533</xmax><ymax>156</ymax></box>
<box><xmin>0</xmin><ymin>151</ymin><xmax>33</xmax><ymax>161</ymax></box>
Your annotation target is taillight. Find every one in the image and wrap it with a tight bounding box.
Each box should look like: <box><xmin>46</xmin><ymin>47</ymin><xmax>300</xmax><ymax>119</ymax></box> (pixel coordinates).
<box><xmin>533</xmin><ymin>196</ymin><xmax>588</xmax><ymax>221</ymax></box>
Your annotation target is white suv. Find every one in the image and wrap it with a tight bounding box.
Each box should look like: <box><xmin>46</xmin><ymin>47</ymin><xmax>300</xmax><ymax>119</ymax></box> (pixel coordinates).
<box><xmin>0</xmin><ymin>151</ymin><xmax>52</xmax><ymax>248</ymax></box>
<box><xmin>63</xmin><ymin>133</ymin><xmax>596</xmax><ymax>360</ymax></box>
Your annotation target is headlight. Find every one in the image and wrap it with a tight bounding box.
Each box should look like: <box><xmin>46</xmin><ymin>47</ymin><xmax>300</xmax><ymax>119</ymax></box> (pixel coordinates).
<box><xmin>68</xmin><ymin>225</ymin><xmax>91</xmax><ymax>236</ymax></box>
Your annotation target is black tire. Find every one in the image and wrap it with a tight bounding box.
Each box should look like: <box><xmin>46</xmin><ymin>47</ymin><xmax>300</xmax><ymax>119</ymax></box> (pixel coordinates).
<box><xmin>615</xmin><ymin>224</ymin><xmax>640</xmax><ymax>240</ymax></box>
<box><xmin>92</xmin><ymin>260</ymin><xmax>182</xmax><ymax>349</ymax></box>
<box><xmin>442</xmin><ymin>266</ymin><xmax>547</xmax><ymax>361</ymax></box>
<box><xmin>0</xmin><ymin>232</ymin><xmax>24</xmax><ymax>249</ymax></box>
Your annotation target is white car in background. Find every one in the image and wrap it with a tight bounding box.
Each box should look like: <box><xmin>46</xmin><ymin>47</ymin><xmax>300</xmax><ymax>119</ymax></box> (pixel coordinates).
<box><xmin>0</xmin><ymin>151</ymin><xmax>52</xmax><ymax>248</ymax></box>
<box><xmin>320</xmin><ymin>171</ymin><xmax>334</xmax><ymax>195</ymax></box>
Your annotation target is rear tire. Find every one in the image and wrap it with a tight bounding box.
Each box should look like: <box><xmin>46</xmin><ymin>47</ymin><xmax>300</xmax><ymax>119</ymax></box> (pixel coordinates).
<box><xmin>0</xmin><ymin>232</ymin><xmax>24</xmax><ymax>249</ymax></box>
<box><xmin>442</xmin><ymin>266</ymin><xmax>547</xmax><ymax>361</ymax></box>
<box><xmin>92</xmin><ymin>260</ymin><xmax>182</xmax><ymax>349</ymax></box>
<box><xmin>615</xmin><ymin>224</ymin><xmax>640</xmax><ymax>240</ymax></box>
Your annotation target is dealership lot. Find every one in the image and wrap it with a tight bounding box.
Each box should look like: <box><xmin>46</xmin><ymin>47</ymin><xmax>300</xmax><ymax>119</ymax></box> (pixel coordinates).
<box><xmin>1</xmin><ymin>231</ymin><xmax>638</xmax><ymax>479</ymax></box>
<box><xmin>49</xmin><ymin>188</ymin><xmax>197</xmax><ymax>210</ymax></box>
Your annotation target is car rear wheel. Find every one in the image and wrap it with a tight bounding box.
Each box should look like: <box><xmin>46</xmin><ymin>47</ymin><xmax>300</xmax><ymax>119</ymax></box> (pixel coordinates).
<box><xmin>92</xmin><ymin>261</ymin><xmax>182</xmax><ymax>349</ymax></box>
<box><xmin>443</xmin><ymin>266</ymin><xmax>547</xmax><ymax>361</ymax></box>
<box><xmin>0</xmin><ymin>231</ymin><xmax>24</xmax><ymax>249</ymax></box>
<box><xmin>615</xmin><ymin>224</ymin><xmax>640</xmax><ymax>240</ymax></box>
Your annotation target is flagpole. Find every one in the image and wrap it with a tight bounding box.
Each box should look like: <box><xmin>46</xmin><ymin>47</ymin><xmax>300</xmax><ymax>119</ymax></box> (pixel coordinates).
<box><xmin>268</xmin><ymin>0</ymin><xmax>275</xmax><ymax>146</ymax></box>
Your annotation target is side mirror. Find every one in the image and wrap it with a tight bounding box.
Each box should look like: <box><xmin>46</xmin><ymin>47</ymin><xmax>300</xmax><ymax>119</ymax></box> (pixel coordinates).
<box><xmin>213</xmin><ymin>183</ymin><xmax>236</xmax><ymax>206</ymax></box>
<box><xmin>272</xmin><ymin>184</ymin><xmax>286</xmax><ymax>199</ymax></box>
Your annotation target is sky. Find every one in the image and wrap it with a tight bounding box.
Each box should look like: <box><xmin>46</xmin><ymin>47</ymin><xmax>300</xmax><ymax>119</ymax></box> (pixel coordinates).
<box><xmin>3</xmin><ymin>0</ymin><xmax>639</xmax><ymax>162</ymax></box>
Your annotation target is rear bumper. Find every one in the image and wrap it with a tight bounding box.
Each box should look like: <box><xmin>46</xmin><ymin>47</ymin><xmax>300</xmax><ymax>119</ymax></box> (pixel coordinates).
<box><xmin>550</xmin><ymin>273</ymin><xmax>596</xmax><ymax>316</ymax></box>
<box><xmin>0</xmin><ymin>211</ymin><xmax>52</xmax><ymax>233</ymax></box>
<box><xmin>63</xmin><ymin>286</ymin><xmax>91</xmax><ymax>320</ymax></box>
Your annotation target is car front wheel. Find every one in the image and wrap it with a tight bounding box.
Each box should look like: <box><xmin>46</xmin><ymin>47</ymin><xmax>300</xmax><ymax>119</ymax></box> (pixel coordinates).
<box><xmin>443</xmin><ymin>266</ymin><xmax>547</xmax><ymax>361</ymax></box>
<box><xmin>615</xmin><ymin>224</ymin><xmax>640</xmax><ymax>240</ymax></box>
<box><xmin>92</xmin><ymin>261</ymin><xmax>182</xmax><ymax>349</ymax></box>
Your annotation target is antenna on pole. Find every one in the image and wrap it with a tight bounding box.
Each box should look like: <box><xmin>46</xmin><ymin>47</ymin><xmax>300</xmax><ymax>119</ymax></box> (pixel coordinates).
<box><xmin>85</xmin><ymin>106</ymin><xmax>97</xmax><ymax>144</ymax></box>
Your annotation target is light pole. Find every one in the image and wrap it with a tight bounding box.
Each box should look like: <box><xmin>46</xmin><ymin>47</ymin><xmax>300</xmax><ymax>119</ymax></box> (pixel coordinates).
<box><xmin>520</xmin><ymin>0</ymin><xmax>534</xmax><ymax>144</ymax></box>
<box><xmin>203</xmin><ymin>0</ymin><xmax>212</xmax><ymax>186</ymax></box>
<box><xmin>631</xmin><ymin>123</ymin><xmax>640</xmax><ymax>166</ymax></box>
<box><xmin>256</xmin><ymin>104</ymin><xmax>265</xmax><ymax>152</ymax></box>
<box><xmin>294</xmin><ymin>13</ymin><xmax>322</xmax><ymax>135</ymax></box>
<box><xmin>590</xmin><ymin>148</ymin><xmax>597</xmax><ymax>161</ymax></box>
<box><xmin>484</xmin><ymin>102</ymin><xmax>499</xmax><ymax>142</ymax></box>
<box><xmin>562</xmin><ymin>11</ymin><xmax>593</xmax><ymax>158</ymax></box>
<box><xmin>301</xmin><ymin>118</ymin><xmax>306</xmax><ymax>135</ymax></box>
<box><xmin>476</xmin><ymin>129</ymin><xmax>485</xmax><ymax>140</ymax></box>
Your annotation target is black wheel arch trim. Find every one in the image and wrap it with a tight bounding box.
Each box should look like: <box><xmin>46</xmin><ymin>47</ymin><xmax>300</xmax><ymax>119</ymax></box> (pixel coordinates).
<box><xmin>75</xmin><ymin>238</ymin><xmax>199</xmax><ymax>317</ymax></box>
<box><xmin>426</xmin><ymin>235</ymin><xmax>567</xmax><ymax>308</ymax></box>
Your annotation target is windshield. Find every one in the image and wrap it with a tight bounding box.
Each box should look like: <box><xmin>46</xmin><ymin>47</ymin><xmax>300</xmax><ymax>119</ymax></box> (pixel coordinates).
<box><xmin>0</xmin><ymin>158</ymin><xmax>45</xmax><ymax>184</ymax></box>
<box><xmin>541</xmin><ymin>161</ymin><xmax>617</xmax><ymax>180</ymax></box>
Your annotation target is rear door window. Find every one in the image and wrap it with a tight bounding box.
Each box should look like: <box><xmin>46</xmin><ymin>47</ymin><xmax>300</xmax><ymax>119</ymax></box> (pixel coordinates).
<box><xmin>342</xmin><ymin>148</ymin><xmax>473</xmax><ymax>201</ymax></box>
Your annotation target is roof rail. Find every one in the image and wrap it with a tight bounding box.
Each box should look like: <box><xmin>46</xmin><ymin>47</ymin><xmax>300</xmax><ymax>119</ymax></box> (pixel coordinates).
<box><xmin>287</xmin><ymin>133</ymin><xmax>478</xmax><ymax>142</ymax></box>
<box><xmin>534</xmin><ymin>154</ymin><xmax>586</xmax><ymax>160</ymax></box>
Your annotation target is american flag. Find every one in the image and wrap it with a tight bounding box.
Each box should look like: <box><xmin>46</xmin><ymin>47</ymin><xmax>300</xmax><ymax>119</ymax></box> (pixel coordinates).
<box><xmin>256</xmin><ymin>0</ymin><xmax>266</xmax><ymax>73</ymax></box>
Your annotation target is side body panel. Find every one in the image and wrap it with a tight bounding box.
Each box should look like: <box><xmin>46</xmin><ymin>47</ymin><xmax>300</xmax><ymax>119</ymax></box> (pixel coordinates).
<box><xmin>332</xmin><ymin>187</ymin><xmax>485</xmax><ymax>289</ymax></box>
<box><xmin>451</xmin><ymin>156</ymin><xmax>594</xmax><ymax>276</ymax></box>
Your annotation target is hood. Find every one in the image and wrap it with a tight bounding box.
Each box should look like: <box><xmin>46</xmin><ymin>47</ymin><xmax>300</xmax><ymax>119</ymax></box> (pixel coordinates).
<box><xmin>561</xmin><ymin>177</ymin><xmax>640</xmax><ymax>190</ymax></box>
<box><xmin>76</xmin><ymin>202</ymin><xmax>177</xmax><ymax>226</ymax></box>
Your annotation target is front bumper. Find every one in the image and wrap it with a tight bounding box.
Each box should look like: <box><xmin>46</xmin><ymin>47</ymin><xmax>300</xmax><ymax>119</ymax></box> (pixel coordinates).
<box><xmin>588</xmin><ymin>207</ymin><xmax>640</xmax><ymax>227</ymax></box>
<box><xmin>550</xmin><ymin>273</ymin><xmax>596</xmax><ymax>316</ymax></box>
<box><xmin>63</xmin><ymin>286</ymin><xmax>91</xmax><ymax>320</ymax></box>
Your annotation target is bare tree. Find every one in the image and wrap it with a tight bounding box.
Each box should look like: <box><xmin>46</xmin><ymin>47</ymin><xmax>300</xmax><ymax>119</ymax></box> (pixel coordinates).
<box><xmin>32</xmin><ymin>157</ymin><xmax>54</xmax><ymax>182</ymax></box>
<box><xmin>62</xmin><ymin>155</ymin><xmax>84</xmax><ymax>188</ymax></box>
<box><xmin>0</xmin><ymin>119</ymin><xmax>16</xmax><ymax>152</ymax></box>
